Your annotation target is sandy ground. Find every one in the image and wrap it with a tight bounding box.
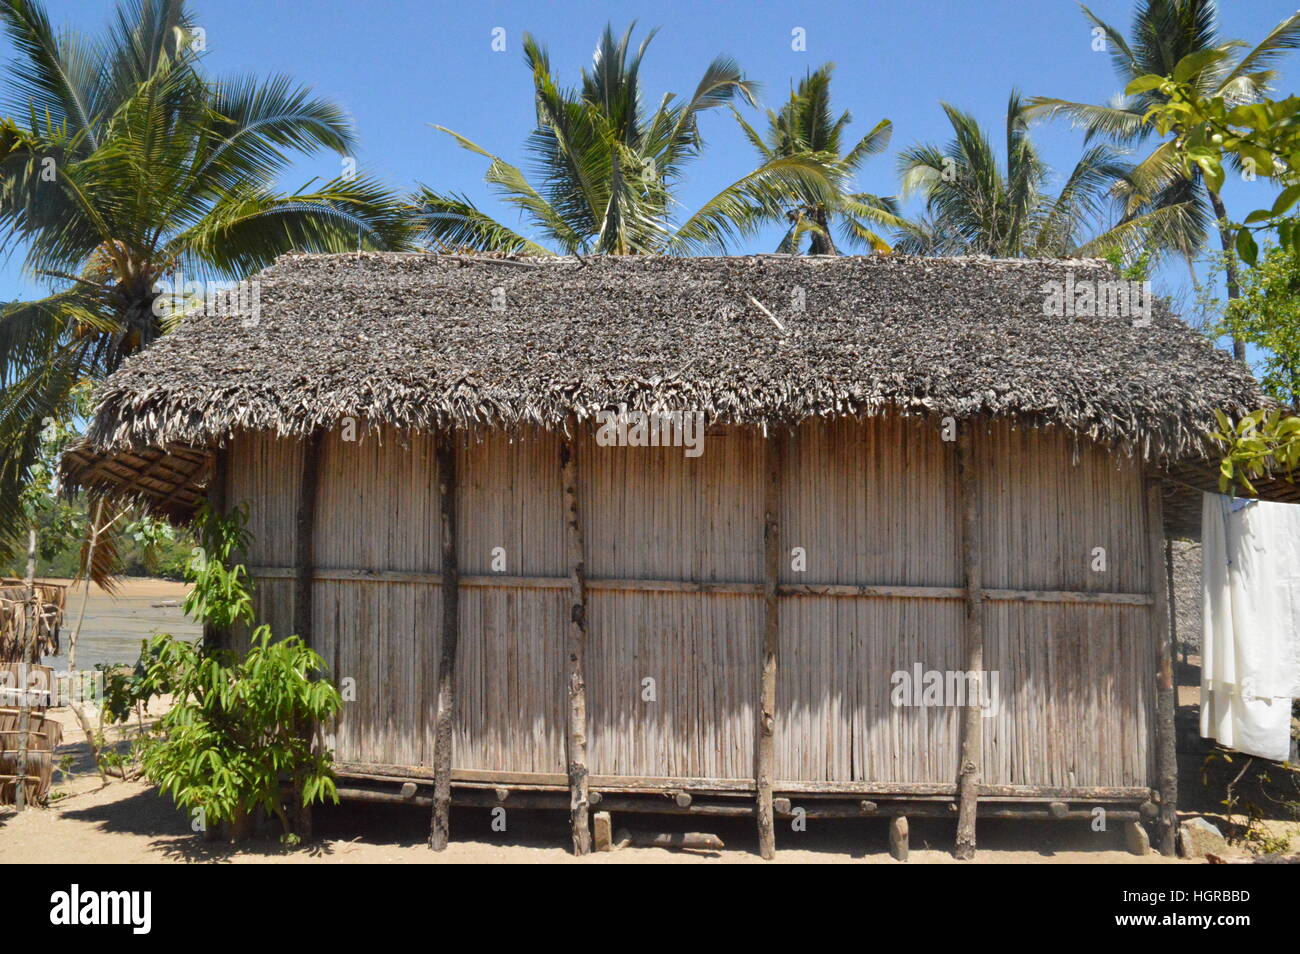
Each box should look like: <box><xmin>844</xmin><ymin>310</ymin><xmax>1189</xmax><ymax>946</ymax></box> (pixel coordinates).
<box><xmin>0</xmin><ymin>767</ymin><xmax>1188</xmax><ymax>865</ymax></box>
<box><xmin>0</xmin><ymin>696</ymin><xmax>1248</xmax><ymax>865</ymax></box>
<box><xmin>3</xmin><ymin>581</ymin><xmax>1294</xmax><ymax>864</ymax></box>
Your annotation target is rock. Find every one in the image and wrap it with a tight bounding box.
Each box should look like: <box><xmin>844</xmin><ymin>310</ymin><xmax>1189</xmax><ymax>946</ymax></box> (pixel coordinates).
<box><xmin>1178</xmin><ymin>817</ymin><xmax>1229</xmax><ymax>859</ymax></box>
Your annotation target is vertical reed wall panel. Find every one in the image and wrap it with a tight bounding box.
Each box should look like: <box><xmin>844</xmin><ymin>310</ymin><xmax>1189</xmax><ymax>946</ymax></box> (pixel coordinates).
<box><xmin>775</xmin><ymin>597</ymin><xmax>964</xmax><ymax>782</ymax></box>
<box><xmin>458</xmin><ymin>429</ymin><xmax>566</xmax><ymax>576</ymax></box>
<box><xmin>976</xmin><ymin>423</ymin><xmax>1153</xmax><ymax>788</ymax></box>
<box><xmin>453</xmin><ymin>428</ymin><xmax>567</xmax><ymax>772</ymax></box>
<box><xmin>978</xmin><ymin>424</ymin><xmax>1148</xmax><ymax>593</ymax></box>
<box><xmin>780</xmin><ymin>417</ymin><xmax>960</xmax><ymax>586</ymax></box>
<box><xmin>453</xmin><ymin>586</ymin><xmax>568</xmax><ymax>773</ymax></box>
<box><xmin>226</xmin><ymin>432</ymin><xmax>300</xmax><ymax>655</ymax></box>
<box><xmin>581</xmin><ymin>425</ymin><xmax>764</xmax><ymax>581</ymax></box>
<box><xmin>586</xmin><ymin>591</ymin><xmax>761</xmax><ymax>778</ymax></box>
<box><xmin>582</xmin><ymin>424</ymin><xmax>763</xmax><ymax>778</ymax></box>
<box><xmin>229</xmin><ymin>416</ymin><xmax>1155</xmax><ymax>790</ymax></box>
<box><xmin>774</xmin><ymin>417</ymin><xmax>962</xmax><ymax>783</ymax></box>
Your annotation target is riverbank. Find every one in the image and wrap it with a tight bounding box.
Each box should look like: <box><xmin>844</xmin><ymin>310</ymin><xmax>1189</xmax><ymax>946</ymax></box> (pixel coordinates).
<box><xmin>40</xmin><ymin>577</ymin><xmax>199</xmax><ymax>672</ymax></box>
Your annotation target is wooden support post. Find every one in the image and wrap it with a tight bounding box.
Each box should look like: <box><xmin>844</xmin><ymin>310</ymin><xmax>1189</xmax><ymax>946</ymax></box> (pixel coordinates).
<box><xmin>1146</xmin><ymin>478</ymin><xmax>1178</xmax><ymax>857</ymax></box>
<box><xmin>954</xmin><ymin>427</ymin><xmax>985</xmax><ymax>860</ymax></box>
<box><xmin>1165</xmin><ymin>538</ymin><xmax>1181</xmax><ymax>669</ymax></box>
<box><xmin>290</xmin><ymin>432</ymin><xmax>324</xmax><ymax>840</ymax></box>
<box><xmin>202</xmin><ymin>450</ymin><xmax>228</xmax><ymax>653</ymax></box>
<box><xmin>755</xmin><ymin>429</ymin><xmax>782</xmax><ymax>860</ymax></box>
<box><xmin>889</xmin><ymin>816</ymin><xmax>909</xmax><ymax>862</ymax></box>
<box><xmin>293</xmin><ymin>432</ymin><xmax>323</xmax><ymax>646</ymax></box>
<box><xmin>561</xmin><ymin>425</ymin><xmax>592</xmax><ymax>856</ymax></box>
<box><xmin>429</xmin><ymin>431</ymin><xmax>460</xmax><ymax>851</ymax></box>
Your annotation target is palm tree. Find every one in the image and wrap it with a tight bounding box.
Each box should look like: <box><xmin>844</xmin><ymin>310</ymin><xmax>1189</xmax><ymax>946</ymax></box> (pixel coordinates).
<box><xmin>1027</xmin><ymin>1</ymin><xmax>1300</xmax><ymax>357</ymax></box>
<box><xmin>731</xmin><ymin>63</ymin><xmax>905</xmax><ymax>254</ymax></box>
<box><xmin>413</xmin><ymin>24</ymin><xmax>839</xmax><ymax>255</ymax></box>
<box><xmin>0</xmin><ymin>0</ymin><xmax>412</xmax><ymax>553</ymax></box>
<box><xmin>893</xmin><ymin>93</ymin><xmax>1132</xmax><ymax>257</ymax></box>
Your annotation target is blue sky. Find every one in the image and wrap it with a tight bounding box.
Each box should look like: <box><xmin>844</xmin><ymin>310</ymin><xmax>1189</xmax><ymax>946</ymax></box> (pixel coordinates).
<box><xmin>1</xmin><ymin>0</ymin><xmax>1294</xmax><ymax>333</ymax></box>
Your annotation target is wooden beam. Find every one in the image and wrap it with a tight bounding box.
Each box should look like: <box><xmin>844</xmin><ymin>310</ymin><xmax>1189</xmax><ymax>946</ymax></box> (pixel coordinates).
<box><xmin>954</xmin><ymin>426</ymin><xmax>985</xmax><ymax>860</ymax></box>
<box><xmin>245</xmin><ymin>565</ymin><xmax>1151</xmax><ymax>606</ymax></box>
<box><xmin>429</xmin><ymin>431</ymin><xmax>460</xmax><ymax>851</ymax></box>
<box><xmin>335</xmin><ymin>760</ymin><xmax>1154</xmax><ymax>802</ymax></box>
<box><xmin>755</xmin><ymin>429</ymin><xmax>782</xmax><ymax>860</ymax></box>
<box><xmin>293</xmin><ymin>432</ymin><xmax>323</xmax><ymax>646</ymax></box>
<box><xmin>561</xmin><ymin>425</ymin><xmax>592</xmax><ymax>855</ymax></box>
<box><xmin>1147</xmin><ymin>478</ymin><xmax>1178</xmax><ymax>857</ymax></box>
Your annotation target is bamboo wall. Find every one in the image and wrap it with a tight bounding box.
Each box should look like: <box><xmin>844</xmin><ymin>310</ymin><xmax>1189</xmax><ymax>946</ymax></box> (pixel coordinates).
<box><xmin>225</xmin><ymin>415</ymin><xmax>1156</xmax><ymax>791</ymax></box>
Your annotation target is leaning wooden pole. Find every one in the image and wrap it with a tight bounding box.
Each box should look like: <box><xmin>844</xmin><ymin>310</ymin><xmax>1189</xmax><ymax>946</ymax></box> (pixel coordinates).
<box><xmin>429</xmin><ymin>431</ymin><xmax>461</xmax><ymax>851</ymax></box>
<box><xmin>13</xmin><ymin>527</ymin><xmax>37</xmax><ymax>810</ymax></box>
<box><xmin>561</xmin><ymin>422</ymin><xmax>592</xmax><ymax>855</ymax></box>
<box><xmin>755</xmin><ymin>429</ymin><xmax>782</xmax><ymax>860</ymax></box>
<box><xmin>1146</xmin><ymin>478</ymin><xmax>1178</xmax><ymax>857</ymax></box>
<box><xmin>954</xmin><ymin>425</ymin><xmax>985</xmax><ymax>860</ymax></box>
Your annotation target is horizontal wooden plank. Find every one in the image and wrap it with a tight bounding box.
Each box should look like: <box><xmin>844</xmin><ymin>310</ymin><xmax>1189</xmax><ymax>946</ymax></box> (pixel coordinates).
<box><xmin>252</xmin><ymin>567</ymin><xmax>1151</xmax><ymax>606</ymax></box>
<box><xmin>332</xmin><ymin>762</ymin><xmax>1152</xmax><ymax>802</ymax></box>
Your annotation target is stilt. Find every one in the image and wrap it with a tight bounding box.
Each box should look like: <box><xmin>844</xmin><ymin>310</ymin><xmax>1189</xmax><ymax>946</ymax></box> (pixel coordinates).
<box><xmin>954</xmin><ymin>427</ymin><xmax>985</xmax><ymax>860</ymax></box>
<box><xmin>429</xmin><ymin>431</ymin><xmax>460</xmax><ymax>851</ymax></box>
<box><xmin>1146</xmin><ymin>478</ymin><xmax>1178</xmax><ymax>857</ymax></box>
<box><xmin>755</xmin><ymin>430</ymin><xmax>783</xmax><ymax>860</ymax></box>
<box><xmin>561</xmin><ymin>423</ymin><xmax>592</xmax><ymax>855</ymax></box>
<box><xmin>291</xmin><ymin>431</ymin><xmax>323</xmax><ymax>840</ymax></box>
<box><xmin>593</xmin><ymin>811</ymin><xmax>613</xmax><ymax>852</ymax></box>
<box><xmin>889</xmin><ymin>816</ymin><xmax>909</xmax><ymax>862</ymax></box>
<box><xmin>1125</xmin><ymin>819</ymin><xmax>1151</xmax><ymax>856</ymax></box>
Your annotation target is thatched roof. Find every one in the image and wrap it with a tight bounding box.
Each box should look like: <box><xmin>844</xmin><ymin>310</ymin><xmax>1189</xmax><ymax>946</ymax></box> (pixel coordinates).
<box><xmin>62</xmin><ymin>252</ymin><xmax>1295</xmax><ymax>531</ymax></box>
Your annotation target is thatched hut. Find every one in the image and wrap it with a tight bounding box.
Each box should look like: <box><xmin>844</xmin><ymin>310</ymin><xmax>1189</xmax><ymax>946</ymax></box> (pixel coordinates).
<box><xmin>61</xmin><ymin>253</ymin><xmax>1300</xmax><ymax>858</ymax></box>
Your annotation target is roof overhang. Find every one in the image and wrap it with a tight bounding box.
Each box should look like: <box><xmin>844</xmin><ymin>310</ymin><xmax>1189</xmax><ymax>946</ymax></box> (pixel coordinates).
<box><xmin>61</xmin><ymin>440</ymin><xmax>213</xmax><ymax>521</ymax></box>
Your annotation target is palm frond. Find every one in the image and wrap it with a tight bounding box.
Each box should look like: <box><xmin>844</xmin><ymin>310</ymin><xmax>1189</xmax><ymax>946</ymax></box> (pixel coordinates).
<box><xmin>411</xmin><ymin>187</ymin><xmax>551</xmax><ymax>255</ymax></box>
<box><xmin>668</xmin><ymin>155</ymin><xmax>838</xmax><ymax>255</ymax></box>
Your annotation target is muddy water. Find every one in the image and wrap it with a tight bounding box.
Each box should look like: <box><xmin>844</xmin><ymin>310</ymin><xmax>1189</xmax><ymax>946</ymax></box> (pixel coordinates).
<box><xmin>38</xmin><ymin>578</ymin><xmax>201</xmax><ymax>672</ymax></box>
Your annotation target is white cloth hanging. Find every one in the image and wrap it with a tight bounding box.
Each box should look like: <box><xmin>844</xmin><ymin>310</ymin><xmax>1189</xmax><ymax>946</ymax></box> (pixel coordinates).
<box><xmin>1200</xmin><ymin>494</ymin><xmax>1300</xmax><ymax>762</ymax></box>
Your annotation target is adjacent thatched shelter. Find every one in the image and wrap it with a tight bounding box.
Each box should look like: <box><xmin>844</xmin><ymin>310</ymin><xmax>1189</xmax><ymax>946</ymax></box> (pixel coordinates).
<box><xmin>62</xmin><ymin>252</ymin><xmax>1300</xmax><ymax>858</ymax></box>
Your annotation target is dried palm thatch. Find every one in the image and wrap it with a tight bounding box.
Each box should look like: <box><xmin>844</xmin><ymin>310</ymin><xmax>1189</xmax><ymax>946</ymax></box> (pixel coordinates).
<box><xmin>60</xmin><ymin>252</ymin><xmax>1282</xmax><ymax>519</ymax></box>
<box><xmin>0</xmin><ymin>704</ymin><xmax>63</xmax><ymax>805</ymax></box>
<box><xmin>0</xmin><ymin>582</ymin><xmax>64</xmax><ymax>662</ymax></box>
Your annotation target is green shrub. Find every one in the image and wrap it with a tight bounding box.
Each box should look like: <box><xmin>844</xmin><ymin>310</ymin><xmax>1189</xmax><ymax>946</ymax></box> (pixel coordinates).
<box><xmin>140</xmin><ymin>627</ymin><xmax>341</xmax><ymax>840</ymax></box>
<box><xmin>136</xmin><ymin>502</ymin><xmax>341</xmax><ymax>842</ymax></box>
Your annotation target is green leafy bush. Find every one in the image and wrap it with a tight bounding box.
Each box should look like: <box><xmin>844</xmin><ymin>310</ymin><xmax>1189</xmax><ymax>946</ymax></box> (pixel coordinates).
<box><xmin>140</xmin><ymin>627</ymin><xmax>341</xmax><ymax>840</ymax></box>
<box><xmin>137</xmin><ymin>502</ymin><xmax>341</xmax><ymax>842</ymax></box>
